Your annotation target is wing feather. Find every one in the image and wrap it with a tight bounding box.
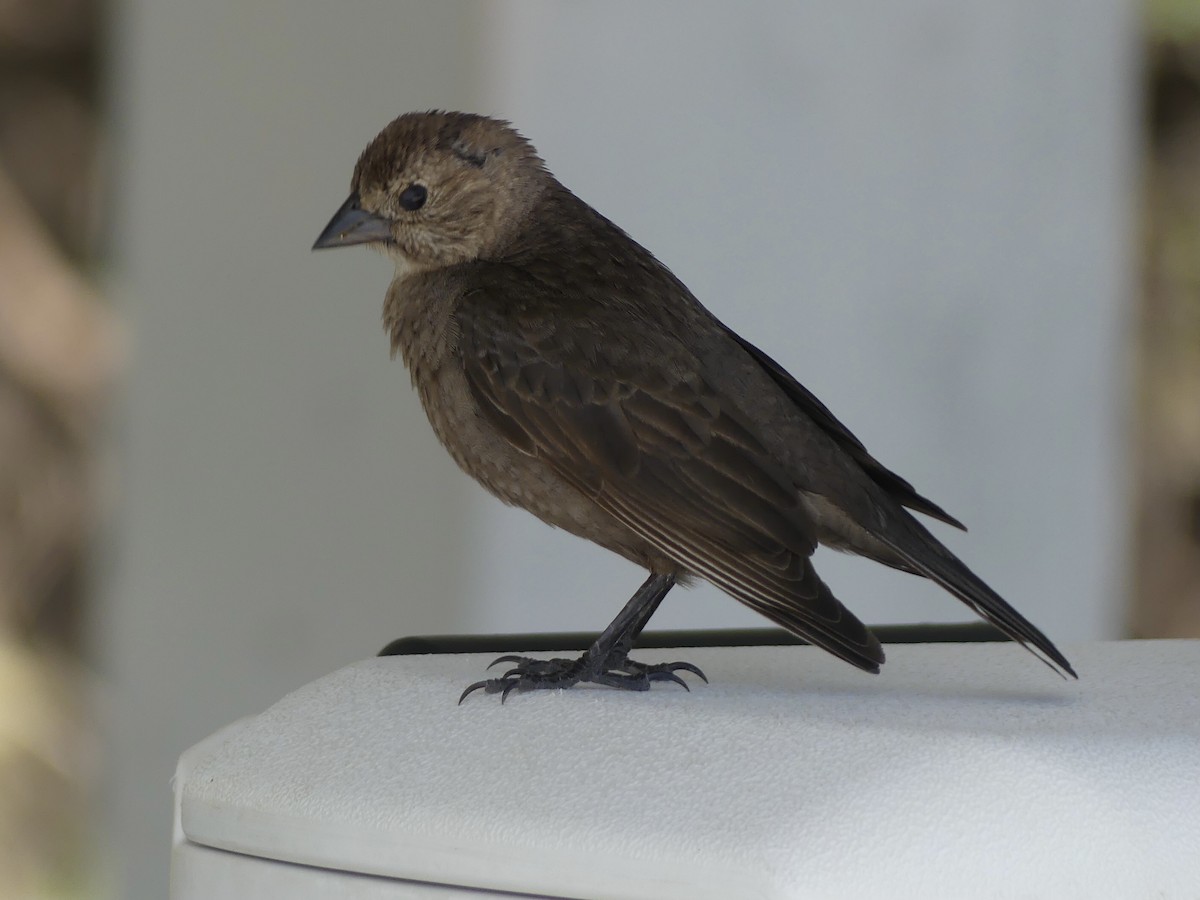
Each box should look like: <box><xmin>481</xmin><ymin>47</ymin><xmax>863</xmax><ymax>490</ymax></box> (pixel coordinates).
<box><xmin>461</xmin><ymin>310</ymin><xmax>885</xmax><ymax>672</ymax></box>
<box><xmin>718</xmin><ymin>324</ymin><xmax>966</xmax><ymax>530</ymax></box>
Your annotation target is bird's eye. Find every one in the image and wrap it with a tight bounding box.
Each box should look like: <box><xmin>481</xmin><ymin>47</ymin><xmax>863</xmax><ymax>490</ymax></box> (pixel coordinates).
<box><xmin>399</xmin><ymin>184</ymin><xmax>428</xmax><ymax>211</ymax></box>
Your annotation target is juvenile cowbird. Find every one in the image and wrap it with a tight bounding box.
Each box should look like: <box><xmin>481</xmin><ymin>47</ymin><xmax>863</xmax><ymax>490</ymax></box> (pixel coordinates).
<box><xmin>313</xmin><ymin>111</ymin><xmax>1076</xmax><ymax>702</ymax></box>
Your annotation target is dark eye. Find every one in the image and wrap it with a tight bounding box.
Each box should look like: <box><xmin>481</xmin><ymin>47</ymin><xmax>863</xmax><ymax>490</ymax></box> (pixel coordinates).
<box><xmin>399</xmin><ymin>184</ymin><xmax>427</xmax><ymax>211</ymax></box>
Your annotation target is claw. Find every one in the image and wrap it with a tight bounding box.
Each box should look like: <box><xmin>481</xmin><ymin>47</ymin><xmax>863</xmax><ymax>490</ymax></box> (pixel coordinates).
<box><xmin>649</xmin><ymin>670</ymin><xmax>690</xmax><ymax>691</ymax></box>
<box><xmin>459</xmin><ymin>650</ymin><xmax>706</xmax><ymax>703</ymax></box>
<box><xmin>458</xmin><ymin>680</ymin><xmax>489</xmax><ymax>705</ymax></box>
<box><xmin>614</xmin><ymin>657</ymin><xmax>707</xmax><ymax>685</ymax></box>
<box><xmin>488</xmin><ymin>654</ymin><xmax>524</xmax><ymax>670</ymax></box>
<box><xmin>669</xmin><ymin>661</ymin><xmax>708</xmax><ymax>683</ymax></box>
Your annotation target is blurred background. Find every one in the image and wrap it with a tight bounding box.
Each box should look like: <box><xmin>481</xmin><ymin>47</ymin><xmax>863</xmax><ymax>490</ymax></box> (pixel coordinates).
<box><xmin>0</xmin><ymin>0</ymin><xmax>1195</xmax><ymax>896</ymax></box>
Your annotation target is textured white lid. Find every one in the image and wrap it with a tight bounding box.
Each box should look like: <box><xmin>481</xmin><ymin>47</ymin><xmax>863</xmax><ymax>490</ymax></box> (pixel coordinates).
<box><xmin>176</xmin><ymin>640</ymin><xmax>1200</xmax><ymax>899</ymax></box>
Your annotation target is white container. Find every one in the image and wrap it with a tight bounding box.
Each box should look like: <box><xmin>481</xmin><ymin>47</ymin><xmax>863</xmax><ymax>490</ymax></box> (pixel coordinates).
<box><xmin>171</xmin><ymin>640</ymin><xmax>1200</xmax><ymax>899</ymax></box>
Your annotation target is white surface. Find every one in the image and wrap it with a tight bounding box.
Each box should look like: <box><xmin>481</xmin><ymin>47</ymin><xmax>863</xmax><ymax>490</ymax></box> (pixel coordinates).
<box><xmin>171</xmin><ymin>725</ymin><xmax>504</xmax><ymax>897</ymax></box>
<box><xmin>175</xmin><ymin>641</ymin><xmax>1200</xmax><ymax>899</ymax></box>
<box><xmin>171</xmin><ymin>842</ymin><xmax>490</xmax><ymax>899</ymax></box>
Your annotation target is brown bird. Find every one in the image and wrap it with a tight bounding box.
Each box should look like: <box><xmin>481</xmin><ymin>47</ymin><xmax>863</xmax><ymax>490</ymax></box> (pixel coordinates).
<box><xmin>313</xmin><ymin>110</ymin><xmax>1076</xmax><ymax>702</ymax></box>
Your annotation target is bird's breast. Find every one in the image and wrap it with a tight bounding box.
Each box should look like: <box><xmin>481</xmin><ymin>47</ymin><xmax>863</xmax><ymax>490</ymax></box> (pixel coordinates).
<box><xmin>384</xmin><ymin>274</ymin><xmax>678</xmax><ymax>573</ymax></box>
<box><xmin>417</xmin><ymin>355</ymin><xmax>659</xmax><ymax>559</ymax></box>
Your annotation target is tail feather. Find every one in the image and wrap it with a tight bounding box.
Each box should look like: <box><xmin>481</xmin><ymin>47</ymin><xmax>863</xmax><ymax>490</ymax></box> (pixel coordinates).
<box><xmin>876</xmin><ymin>516</ymin><xmax>1077</xmax><ymax>679</ymax></box>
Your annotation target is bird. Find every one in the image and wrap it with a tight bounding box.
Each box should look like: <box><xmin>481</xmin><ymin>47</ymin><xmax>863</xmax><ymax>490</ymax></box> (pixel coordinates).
<box><xmin>312</xmin><ymin>110</ymin><xmax>1076</xmax><ymax>702</ymax></box>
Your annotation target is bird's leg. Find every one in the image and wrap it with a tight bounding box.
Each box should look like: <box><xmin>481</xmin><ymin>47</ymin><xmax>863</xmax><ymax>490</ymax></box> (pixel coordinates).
<box><xmin>458</xmin><ymin>573</ymin><xmax>706</xmax><ymax>703</ymax></box>
<box><xmin>597</xmin><ymin>575</ymin><xmax>707</xmax><ymax>685</ymax></box>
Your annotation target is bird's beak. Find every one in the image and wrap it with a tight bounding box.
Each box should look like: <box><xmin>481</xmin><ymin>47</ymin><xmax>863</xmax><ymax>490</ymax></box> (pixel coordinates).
<box><xmin>312</xmin><ymin>193</ymin><xmax>394</xmax><ymax>250</ymax></box>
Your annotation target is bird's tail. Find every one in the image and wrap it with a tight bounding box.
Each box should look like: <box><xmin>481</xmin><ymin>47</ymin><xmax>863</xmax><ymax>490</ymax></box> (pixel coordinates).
<box><xmin>876</xmin><ymin>514</ymin><xmax>1077</xmax><ymax>679</ymax></box>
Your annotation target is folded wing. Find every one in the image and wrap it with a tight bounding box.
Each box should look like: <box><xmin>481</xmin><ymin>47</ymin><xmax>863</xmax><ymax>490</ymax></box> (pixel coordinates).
<box><xmin>459</xmin><ymin>304</ymin><xmax>885</xmax><ymax>672</ymax></box>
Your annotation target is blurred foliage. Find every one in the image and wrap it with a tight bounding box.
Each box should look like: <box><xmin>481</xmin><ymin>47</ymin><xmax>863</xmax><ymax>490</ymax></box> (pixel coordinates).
<box><xmin>1148</xmin><ymin>0</ymin><xmax>1200</xmax><ymax>41</ymax></box>
<box><xmin>1</xmin><ymin>0</ymin><xmax>112</xmax><ymax>897</ymax></box>
<box><xmin>0</xmin><ymin>0</ymin><xmax>103</xmax><ymax>262</ymax></box>
<box><xmin>0</xmin><ymin>638</ymin><xmax>95</xmax><ymax>897</ymax></box>
<box><xmin>1134</xmin><ymin>7</ymin><xmax>1200</xmax><ymax>638</ymax></box>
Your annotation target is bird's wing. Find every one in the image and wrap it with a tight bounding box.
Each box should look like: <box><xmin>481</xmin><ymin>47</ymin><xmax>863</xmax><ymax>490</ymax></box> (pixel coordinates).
<box><xmin>713</xmin><ymin>325</ymin><xmax>1076</xmax><ymax>677</ymax></box>
<box><xmin>458</xmin><ymin>303</ymin><xmax>884</xmax><ymax>672</ymax></box>
<box><xmin>718</xmin><ymin>323</ymin><xmax>966</xmax><ymax>530</ymax></box>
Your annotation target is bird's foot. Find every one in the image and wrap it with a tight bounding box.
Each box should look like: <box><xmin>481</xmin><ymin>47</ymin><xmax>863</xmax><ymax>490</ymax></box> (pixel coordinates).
<box><xmin>458</xmin><ymin>650</ymin><xmax>706</xmax><ymax>704</ymax></box>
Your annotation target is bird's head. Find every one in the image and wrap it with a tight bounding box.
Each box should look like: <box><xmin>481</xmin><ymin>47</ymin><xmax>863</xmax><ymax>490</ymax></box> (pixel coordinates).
<box><xmin>313</xmin><ymin>111</ymin><xmax>548</xmax><ymax>271</ymax></box>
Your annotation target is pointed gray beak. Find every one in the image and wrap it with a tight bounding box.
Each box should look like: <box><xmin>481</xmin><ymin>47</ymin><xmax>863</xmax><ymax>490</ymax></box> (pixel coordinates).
<box><xmin>312</xmin><ymin>193</ymin><xmax>395</xmax><ymax>249</ymax></box>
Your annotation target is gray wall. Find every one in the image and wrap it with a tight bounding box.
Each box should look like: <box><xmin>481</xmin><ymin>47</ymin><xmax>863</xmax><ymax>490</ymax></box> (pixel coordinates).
<box><xmin>101</xmin><ymin>2</ymin><xmax>1136</xmax><ymax>897</ymax></box>
<box><xmin>102</xmin><ymin>4</ymin><xmax>484</xmax><ymax>898</ymax></box>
